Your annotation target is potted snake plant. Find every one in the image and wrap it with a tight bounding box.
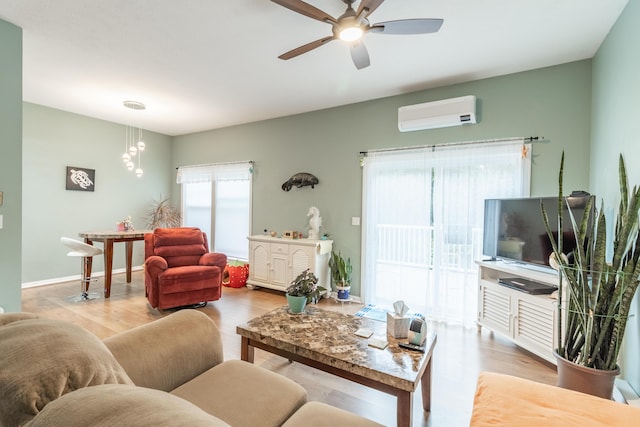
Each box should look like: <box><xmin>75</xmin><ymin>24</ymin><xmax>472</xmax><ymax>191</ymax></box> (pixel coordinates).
<box><xmin>541</xmin><ymin>152</ymin><xmax>640</xmax><ymax>399</ymax></box>
<box><xmin>329</xmin><ymin>251</ymin><xmax>352</xmax><ymax>300</ymax></box>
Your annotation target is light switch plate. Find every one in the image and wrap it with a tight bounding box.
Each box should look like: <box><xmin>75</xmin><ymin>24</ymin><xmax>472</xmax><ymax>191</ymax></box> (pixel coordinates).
<box><xmin>351</xmin><ymin>216</ymin><xmax>360</xmax><ymax>226</ymax></box>
<box><xmin>0</xmin><ymin>214</ymin><xmax>3</xmax><ymax>229</ymax></box>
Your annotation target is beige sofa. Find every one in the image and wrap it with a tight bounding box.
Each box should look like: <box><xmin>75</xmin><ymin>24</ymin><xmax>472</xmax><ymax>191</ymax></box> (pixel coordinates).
<box><xmin>0</xmin><ymin>310</ymin><xmax>381</xmax><ymax>427</ymax></box>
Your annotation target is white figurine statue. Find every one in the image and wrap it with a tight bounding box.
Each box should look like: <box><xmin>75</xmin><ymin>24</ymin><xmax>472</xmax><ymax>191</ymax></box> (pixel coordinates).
<box><xmin>307</xmin><ymin>206</ymin><xmax>321</xmax><ymax>240</ymax></box>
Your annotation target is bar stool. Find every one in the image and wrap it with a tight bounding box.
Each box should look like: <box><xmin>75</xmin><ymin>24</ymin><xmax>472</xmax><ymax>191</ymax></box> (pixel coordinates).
<box><xmin>61</xmin><ymin>237</ymin><xmax>103</xmax><ymax>302</ymax></box>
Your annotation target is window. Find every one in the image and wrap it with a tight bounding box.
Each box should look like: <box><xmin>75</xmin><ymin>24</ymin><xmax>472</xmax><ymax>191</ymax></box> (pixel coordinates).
<box><xmin>362</xmin><ymin>139</ymin><xmax>530</xmax><ymax>326</ymax></box>
<box><xmin>178</xmin><ymin>162</ymin><xmax>252</xmax><ymax>261</ymax></box>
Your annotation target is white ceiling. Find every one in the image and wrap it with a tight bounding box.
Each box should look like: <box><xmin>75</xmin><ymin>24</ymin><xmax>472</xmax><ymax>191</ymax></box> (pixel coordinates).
<box><xmin>0</xmin><ymin>0</ymin><xmax>628</xmax><ymax>136</ymax></box>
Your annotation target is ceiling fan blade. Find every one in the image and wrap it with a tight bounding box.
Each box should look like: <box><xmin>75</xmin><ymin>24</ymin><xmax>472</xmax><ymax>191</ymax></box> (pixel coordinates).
<box><xmin>370</xmin><ymin>18</ymin><xmax>444</xmax><ymax>35</ymax></box>
<box><xmin>350</xmin><ymin>40</ymin><xmax>370</xmax><ymax>70</ymax></box>
<box><xmin>278</xmin><ymin>36</ymin><xmax>335</xmax><ymax>60</ymax></box>
<box><xmin>270</xmin><ymin>0</ymin><xmax>337</xmax><ymax>24</ymax></box>
<box><xmin>357</xmin><ymin>0</ymin><xmax>385</xmax><ymax>18</ymax></box>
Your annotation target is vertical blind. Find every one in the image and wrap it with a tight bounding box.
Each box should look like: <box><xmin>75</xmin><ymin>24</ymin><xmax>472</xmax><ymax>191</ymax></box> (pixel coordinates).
<box><xmin>361</xmin><ymin>138</ymin><xmax>530</xmax><ymax>326</ymax></box>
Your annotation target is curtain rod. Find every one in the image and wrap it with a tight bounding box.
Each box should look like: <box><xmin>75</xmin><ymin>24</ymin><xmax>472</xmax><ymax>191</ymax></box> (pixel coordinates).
<box><xmin>175</xmin><ymin>160</ymin><xmax>253</xmax><ymax>170</ymax></box>
<box><xmin>359</xmin><ymin>136</ymin><xmax>547</xmax><ymax>156</ymax></box>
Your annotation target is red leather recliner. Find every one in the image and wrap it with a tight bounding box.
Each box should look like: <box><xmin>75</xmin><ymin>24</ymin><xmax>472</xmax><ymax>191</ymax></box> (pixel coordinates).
<box><xmin>144</xmin><ymin>227</ymin><xmax>226</xmax><ymax>310</ymax></box>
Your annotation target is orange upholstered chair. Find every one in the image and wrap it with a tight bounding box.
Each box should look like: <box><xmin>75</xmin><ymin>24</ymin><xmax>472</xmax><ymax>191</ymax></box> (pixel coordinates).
<box><xmin>144</xmin><ymin>227</ymin><xmax>226</xmax><ymax>310</ymax></box>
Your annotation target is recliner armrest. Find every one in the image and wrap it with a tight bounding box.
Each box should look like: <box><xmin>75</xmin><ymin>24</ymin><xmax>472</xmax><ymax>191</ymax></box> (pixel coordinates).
<box><xmin>104</xmin><ymin>310</ymin><xmax>224</xmax><ymax>392</ymax></box>
<box><xmin>200</xmin><ymin>253</ymin><xmax>227</xmax><ymax>270</ymax></box>
<box><xmin>145</xmin><ymin>255</ymin><xmax>168</xmax><ymax>273</ymax></box>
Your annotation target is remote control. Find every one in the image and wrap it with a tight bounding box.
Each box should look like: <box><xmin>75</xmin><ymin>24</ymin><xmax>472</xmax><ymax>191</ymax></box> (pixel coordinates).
<box><xmin>399</xmin><ymin>342</ymin><xmax>425</xmax><ymax>352</ymax></box>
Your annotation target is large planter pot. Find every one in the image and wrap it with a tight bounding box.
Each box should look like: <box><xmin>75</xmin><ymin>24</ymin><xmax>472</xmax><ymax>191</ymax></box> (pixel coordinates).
<box><xmin>286</xmin><ymin>294</ymin><xmax>307</xmax><ymax>314</ymax></box>
<box><xmin>554</xmin><ymin>351</ymin><xmax>620</xmax><ymax>399</ymax></box>
<box><xmin>336</xmin><ymin>285</ymin><xmax>351</xmax><ymax>300</ymax></box>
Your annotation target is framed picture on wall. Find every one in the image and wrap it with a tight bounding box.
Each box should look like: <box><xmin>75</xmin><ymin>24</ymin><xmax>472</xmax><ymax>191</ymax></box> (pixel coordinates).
<box><xmin>66</xmin><ymin>166</ymin><xmax>95</xmax><ymax>192</ymax></box>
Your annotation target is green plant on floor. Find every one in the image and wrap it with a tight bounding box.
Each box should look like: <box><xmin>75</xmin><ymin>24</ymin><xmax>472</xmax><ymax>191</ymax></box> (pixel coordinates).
<box><xmin>542</xmin><ymin>152</ymin><xmax>640</xmax><ymax>371</ymax></box>
<box><xmin>286</xmin><ymin>269</ymin><xmax>325</xmax><ymax>304</ymax></box>
<box><xmin>329</xmin><ymin>251</ymin><xmax>352</xmax><ymax>289</ymax></box>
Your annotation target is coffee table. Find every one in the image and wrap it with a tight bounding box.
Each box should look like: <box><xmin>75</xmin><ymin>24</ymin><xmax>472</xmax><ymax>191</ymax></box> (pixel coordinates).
<box><xmin>236</xmin><ymin>306</ymin><xmax>437</xmax><ymax>427</ymax></box>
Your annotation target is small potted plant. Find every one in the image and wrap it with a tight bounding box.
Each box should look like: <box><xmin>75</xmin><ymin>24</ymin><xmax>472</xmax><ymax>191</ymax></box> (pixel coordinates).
<box><xmin>329</xmin><ymin>251</ymin><xmax>352</xmax><ymax>300</ymax></box>
<box><xmin>285</xmin><ymin>269</ymin><xmax>325</xmax><ymax>314</ymax></box>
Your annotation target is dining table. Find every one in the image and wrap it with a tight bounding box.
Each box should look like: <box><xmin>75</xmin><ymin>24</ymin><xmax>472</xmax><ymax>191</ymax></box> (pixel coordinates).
<box><xmin>78</xmin><ymin>229</ymin><xmax>152</xmax><ymax>298</ymax></box>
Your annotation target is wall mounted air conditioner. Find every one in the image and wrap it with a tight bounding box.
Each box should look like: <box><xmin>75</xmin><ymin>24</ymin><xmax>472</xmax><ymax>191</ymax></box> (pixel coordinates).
<box><xmin>398</xmin><ymin>95</ymin><xmax>477</xmax><ymax>132</ymax></box>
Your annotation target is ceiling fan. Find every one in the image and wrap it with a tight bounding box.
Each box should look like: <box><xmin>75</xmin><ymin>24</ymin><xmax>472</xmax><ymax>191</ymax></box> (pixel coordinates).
<box><xmin>270</xmin><ymin>0</ymin><xmax>444</xmax><ymax>69</ymax></box>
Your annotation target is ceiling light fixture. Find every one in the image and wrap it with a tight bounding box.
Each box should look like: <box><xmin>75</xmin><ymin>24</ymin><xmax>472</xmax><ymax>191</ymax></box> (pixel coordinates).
<box><xmin>122</xmin><ymin>100</ymin><xmax>146</xmax><ymax>178</ymax></box>
<box><xmin>336</xmin><ymin>2</ymin><xmax>364</xmax><ymax>42</ymax></box>
<box><xmin>339</xmin><ymin>26</ymin><xmax>363</xmax><ymax>42</ymax></box>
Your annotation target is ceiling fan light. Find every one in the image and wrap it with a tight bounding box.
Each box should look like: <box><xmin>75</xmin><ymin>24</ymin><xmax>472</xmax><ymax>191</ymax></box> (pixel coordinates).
<box><xmin>339</xmin><ymin>26</ymin><xmax>363</xmax><ymax>42</ymax></box>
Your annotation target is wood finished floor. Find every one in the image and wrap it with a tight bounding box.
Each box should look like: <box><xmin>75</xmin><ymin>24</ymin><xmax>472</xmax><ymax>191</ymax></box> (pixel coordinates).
<box><xmin>22</xmin><ymin>272</ymin><xmax>558</xmax><ymax>427</ymax></box>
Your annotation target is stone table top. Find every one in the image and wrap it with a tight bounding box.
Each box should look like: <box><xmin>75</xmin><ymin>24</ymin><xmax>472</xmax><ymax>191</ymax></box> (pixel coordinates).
<box><xmin>78</xmin><ymin>230</ymin><xmax>152</xmax><ymax>239</ymax></box>
<box><xmin>236</xmin><ymin>305</ymin><xmax>437</xmax><ymax>392</ymax></box>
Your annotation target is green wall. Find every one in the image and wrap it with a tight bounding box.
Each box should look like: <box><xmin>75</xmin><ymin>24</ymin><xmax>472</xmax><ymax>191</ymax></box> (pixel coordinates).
<box><xmin>22</xmin><ymin>103</ymin><xmax>174</xmax><ymax>284</ymax></box>
<box><xmin>172</xmin><ymin>60</ymin><xmax>593</xmax><ymax>297</ymax></box>
<box><xmin>0</xmin><ymin>20</ymin><xmax>22</xmax><ymax>312</ymax></box>
<box><xmin>591</xmin><ymin>0</ymin><xmax>640</xmax><ymax>395</ymax></box>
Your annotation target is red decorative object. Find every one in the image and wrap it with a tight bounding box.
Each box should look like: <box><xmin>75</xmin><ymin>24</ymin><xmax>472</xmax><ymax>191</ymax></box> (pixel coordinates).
<box><xmin>222</xmin><ymin>264</ymin><xmax>250</xmax><ymax>288</ymax></box>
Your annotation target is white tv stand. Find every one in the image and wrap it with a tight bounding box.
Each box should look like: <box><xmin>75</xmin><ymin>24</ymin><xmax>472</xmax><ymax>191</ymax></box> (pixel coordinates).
<box><xmin>476</xmin><ymin>260</ymin><xmax>561</xmax><ymax>364</ymax></box>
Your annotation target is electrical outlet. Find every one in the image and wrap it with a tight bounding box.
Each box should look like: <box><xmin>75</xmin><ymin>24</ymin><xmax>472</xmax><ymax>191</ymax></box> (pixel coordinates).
<box><xmin>0</xmin><ymin>214</ymin><xmax>3</xmax><ymax>229</ymax></box>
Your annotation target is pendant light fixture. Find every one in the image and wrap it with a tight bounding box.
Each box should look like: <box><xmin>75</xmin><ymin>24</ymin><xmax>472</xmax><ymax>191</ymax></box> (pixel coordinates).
<box><xmin>122</xmin><ymin>100</ymin><xmax>146</xmax><ymax>177</ymax></box>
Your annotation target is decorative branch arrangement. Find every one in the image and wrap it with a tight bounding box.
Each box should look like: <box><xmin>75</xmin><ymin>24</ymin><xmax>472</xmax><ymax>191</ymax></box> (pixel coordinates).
<box><xmin>144</xmin><ymin>196</ymin><xmax>182</xmax><ymax>229</ymax></box>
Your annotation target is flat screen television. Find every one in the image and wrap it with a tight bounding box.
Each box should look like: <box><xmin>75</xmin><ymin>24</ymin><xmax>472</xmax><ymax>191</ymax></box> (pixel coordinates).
<box><xmin>482</xmin><ymin>193</ymin><xmax>594</xmax><ymax>270</ymax></box>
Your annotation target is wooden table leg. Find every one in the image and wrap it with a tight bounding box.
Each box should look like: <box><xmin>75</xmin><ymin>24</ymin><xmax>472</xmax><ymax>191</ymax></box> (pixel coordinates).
<box><xmin>397</xmin><ymin>391</ymin><xmax>412</xmax><ymax>427</ymax></box>
<box><xmin>125</xmin><ymin>241</ymin><xmax>133</xmax><ymax>283</ymax></box>
<box><xmin>421</xmin><ymin>354</ymin><xmax>433</xmax><ymax>412</ymax></box>
<box><xmin>241</xmin><ymin>337</ymin><xmax>254</xmax><ymax>363</ymax></box>
<box><xmin>103</xmin><ymin>239</ymin><xmax>114</xmax><ymax>298</ymax></box>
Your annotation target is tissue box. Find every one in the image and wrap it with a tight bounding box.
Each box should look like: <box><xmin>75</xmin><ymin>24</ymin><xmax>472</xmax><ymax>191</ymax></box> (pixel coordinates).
<box><xmin>387</xmin><ymin>312</ymin><xmax>411</xmax><ymax>338</ymax></box>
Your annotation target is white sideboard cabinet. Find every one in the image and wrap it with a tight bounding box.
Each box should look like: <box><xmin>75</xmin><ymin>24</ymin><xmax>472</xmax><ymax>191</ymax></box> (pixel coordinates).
<box><xmin>476</xmin><ymin>260</ymin><xmax>562</xmax><ymax>364</ymax></box>
<box><xmin>247</xmin><ymin>235</ymin><xmax>333</xmax><ymax>293</ymax></box>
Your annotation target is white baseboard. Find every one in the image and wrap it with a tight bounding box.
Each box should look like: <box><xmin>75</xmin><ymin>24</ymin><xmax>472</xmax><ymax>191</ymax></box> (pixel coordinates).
<box><xmin>21</xmin><ymin>266</ymin><xmax>144</xmax><ymax>289</ymax></box>
<box><xmin>616</xmin><ymin>379</ymin><xmax>640</xmax><ymax>405</ymax></box>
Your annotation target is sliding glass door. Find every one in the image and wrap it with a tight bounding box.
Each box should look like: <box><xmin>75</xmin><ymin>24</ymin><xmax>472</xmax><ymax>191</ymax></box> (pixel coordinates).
<box><xmin>362</xmin><ymin>139</ymin><xmax>530</xmax><ymax>325</ymax></box>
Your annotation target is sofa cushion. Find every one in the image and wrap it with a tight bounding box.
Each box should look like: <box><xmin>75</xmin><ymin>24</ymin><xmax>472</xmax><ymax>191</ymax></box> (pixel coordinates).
<box><xmin>25</xmin><ymin>384</ymin><xmax>230</xmax><ymax>427</ymax></box>
<box><xmin>282</xmin><ymin>401</ymin><xmax>384</xmax><ymax>427</ymax></box>
<box><xmin>103</xmin><ymin>309</ymin><xmax>224</xmax><ymax>392</ymax></box>
<box><xmin>171</xmin><ymin>360</ymin><xmax>307</xmax><ymax>427</ymax></box>
<box><xmin>0</xmin><ymin>318</ymin><xmax>133</xmax><ymax>426</ymax></box>
<box><xmin>153</xmin><ymin>227</ymin><xmax>205</xmax><ymax>247</ymax></box>
<box><xmin>0</xmin><ymin>311</ymin><xmax>39</xmax><ymax>327</ymax></box>
<box><xmin>153</xmin><ymin>227</ymin><xmax>207</xmax><ymax>267</ymax></box>
<box><xmin>470</xmin><ymin>371</ymin><xmax>640</xmax><ymax>426</ymax></box>
<box><xmin>159</xmin><ymin>265</ymin><xmax>221</xmax><ymax>293</ymax></box>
